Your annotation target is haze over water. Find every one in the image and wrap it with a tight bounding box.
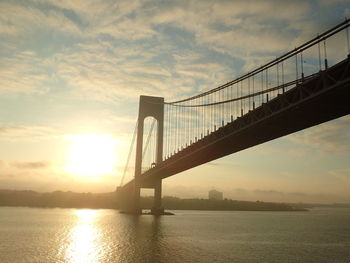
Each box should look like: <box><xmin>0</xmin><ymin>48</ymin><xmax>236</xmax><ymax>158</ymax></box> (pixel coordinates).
<box><xmin>1</xmin><ymin>206</ymin><xmax>349</xmax><ymax>263</ymax></box>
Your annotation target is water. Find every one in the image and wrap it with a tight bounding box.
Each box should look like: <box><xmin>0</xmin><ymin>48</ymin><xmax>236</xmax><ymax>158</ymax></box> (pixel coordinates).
<box><xmin>0</xmin><ymin>207</ymin><xmax>349</xmax><ymax>263</ymax></box>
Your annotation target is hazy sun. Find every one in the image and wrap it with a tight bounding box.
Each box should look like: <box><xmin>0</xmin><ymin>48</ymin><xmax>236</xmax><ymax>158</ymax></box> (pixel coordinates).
<box><xmin>64</xmin><ymin>134</ymin><xmax>118</xmax><ymax>177</ymax></box>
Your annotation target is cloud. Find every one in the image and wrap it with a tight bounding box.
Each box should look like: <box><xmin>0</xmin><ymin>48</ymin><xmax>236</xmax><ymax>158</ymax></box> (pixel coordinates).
<box><xmin>150</xmin><ymin>0</ymin><xmax>312</xmax><ymax>57</ymax></box>
<box><xmin>0</xmin><ymin>1</ymin><xmax>80</xmax><ymax>36</ymax></box>
<box><xmin>0</xmin><ymin>169</ymin><xmax>119</xmax><ymax>193</ymax></box>
<box><xmin>0</xmin><ymin>124</ymin><xmax>60</xmax><ymax>142</ymax></box>
<box><xmin>345</xmin><ymin>8</ymin><xmax>350</xmax><ymax>18</ymax></box>
<box><xmin>11</xmin><ymin>161</ymin><xmax>50</xmax><ymax>169</ymax></box>
<box><xmin>1</xmin><ymin>0</ymin><xmax>345</xmax><ymax>112</ymax></box>
<box><xmin>0</xmin><ymin>0</ymin><xmax>324</xmax><ymax>102</ymax></box>
<box><xmin>287</xmin><ymin>116</ymin><xmax>350</xmax><ymax>154</ymax></box>
<box><xmin>206</xmin><ymin>162</ymin><xmax>221</xmax><ymax>166</ymax></box>
<box><xmin>328</xmin><ymin>168</ymin><xmax>350</xmax><ymax>181</ymax></box>
<box><xmin>0</xmin><ymin>51</ymin><xmax>52</xmax><ymax>94</ymax></box>
<box><xmin>319</xmin><ymin>0</ymin><xmax>350</xmax><ymax>6</ymax></box>
<box><xmin>48</xmin><ymin>38</ymin><xmax>235</xmax><ymax>103</ymax></box>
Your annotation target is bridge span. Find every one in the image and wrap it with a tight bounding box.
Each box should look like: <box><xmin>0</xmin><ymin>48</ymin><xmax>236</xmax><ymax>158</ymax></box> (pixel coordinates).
<box><xmin>117</xmin><ymin>20</ymin><xmax>350</xmax><ymax>214</ymax></box>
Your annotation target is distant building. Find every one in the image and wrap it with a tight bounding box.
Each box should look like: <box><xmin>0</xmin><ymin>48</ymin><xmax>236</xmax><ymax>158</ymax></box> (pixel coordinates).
<box><xmin>208</xmin><ymin>189</ymin><xmax>223</xmax><ymax>200</ymax></box>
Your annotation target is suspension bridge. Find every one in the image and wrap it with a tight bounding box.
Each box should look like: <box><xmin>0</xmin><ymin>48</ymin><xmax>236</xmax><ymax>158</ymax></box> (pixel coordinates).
<box><xmin>117</xmin><ymin>20</ymin><xmax>350</xmax><ymax>215</ymax></box>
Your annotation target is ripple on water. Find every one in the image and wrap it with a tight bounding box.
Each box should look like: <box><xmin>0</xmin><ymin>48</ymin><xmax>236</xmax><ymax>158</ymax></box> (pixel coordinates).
<box><xmin>0</xmin><ymin>207</ymin><xmax>350</xmax><ymax>263</ymax></box>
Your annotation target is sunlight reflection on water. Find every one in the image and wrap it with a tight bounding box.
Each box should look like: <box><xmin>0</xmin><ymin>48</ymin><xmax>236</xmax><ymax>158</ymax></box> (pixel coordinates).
<box><xmin>65</xmin><ymin>210</ymin><xmax>102</xmax><ymax>263</ymax></box>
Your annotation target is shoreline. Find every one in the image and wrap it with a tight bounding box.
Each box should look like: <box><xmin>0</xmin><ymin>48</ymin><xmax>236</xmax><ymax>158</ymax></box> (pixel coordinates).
<box><xmin>0</xmin><ymin>204</ymin><xmax>308</xmax><ymax>212</ymax></box>
<box><xmin>0</xmin><ymin>189</ymin><xmax>323</xmax><ymax>212</ymax></box>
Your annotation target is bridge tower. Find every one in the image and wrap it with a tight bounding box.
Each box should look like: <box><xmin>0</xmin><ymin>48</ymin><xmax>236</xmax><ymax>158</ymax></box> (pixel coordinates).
<box><xmin>132</xmin><ymin>95</ymin><xmax>164</xmax><ymax>214</ymax></box>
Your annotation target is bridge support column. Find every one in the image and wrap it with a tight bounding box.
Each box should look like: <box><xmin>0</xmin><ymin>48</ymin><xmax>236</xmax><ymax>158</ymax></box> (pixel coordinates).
<box><xmin>151</xmin><ymin>178</ymin><xmax>164</xmax><ymax>215</ymax></box>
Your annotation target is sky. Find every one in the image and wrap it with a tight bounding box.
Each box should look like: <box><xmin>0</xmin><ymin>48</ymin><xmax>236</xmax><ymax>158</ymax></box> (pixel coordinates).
<box><xmin>0</xmin><ymin>0</ymin><xmax>350</xmax><ymax>203</ymax></box>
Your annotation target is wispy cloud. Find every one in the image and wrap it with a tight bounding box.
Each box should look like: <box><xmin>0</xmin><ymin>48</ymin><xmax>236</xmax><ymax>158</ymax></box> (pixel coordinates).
<box><xmin>11</xmin><ymin>161</ymin><xmax>50</xmax><ymax>169</ymax></box>
<box><xmin>319</xmin><ymin>0</ymin><xmax>350</xmax><ymax>6</ymax></box>
<box><xmin>205</xmin><ymin>162</ymin><xmax>222</xmax><ymax>167</ymax></box>
<box><xmin>0</xmin><ymin>51</ymin><xmax>52</xmax><ymax>94</ymax></box>
<box><xmin>0</xmin><ymin>124</ymin><xmax>60</xmax><ymax>142</ymax></box>
<box><xmin>287</xmin><ymin>116</ymin><xmax>350</xmax><ymax>154</ymax></box>
<box><xmin>0</xmin><ymin>1</ymin><xmax>80</xmax><ymax>36</ymax></box>
<box><xmin>0</xmin><ymin>0</ymin><xmax>332</xmax><ymax>101</ymax></box>
<box><xmin>328</xmin><ymin>168</ymin><xmax>350</xmax><ymax>182</ymax></box>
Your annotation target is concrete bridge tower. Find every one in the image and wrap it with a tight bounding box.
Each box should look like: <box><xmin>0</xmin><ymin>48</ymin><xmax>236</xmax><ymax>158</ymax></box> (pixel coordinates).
<box><xmin>132</xmin><ymin>95</ymin><xmax>164</xmax><ymax>214</ymax></box>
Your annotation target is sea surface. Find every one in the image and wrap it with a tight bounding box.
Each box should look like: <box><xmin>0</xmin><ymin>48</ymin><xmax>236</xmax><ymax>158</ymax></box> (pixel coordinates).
<box><xmin>0</xmin><ymin>206</ymin><xmax>349</xmax><ymax>263</ymax></box>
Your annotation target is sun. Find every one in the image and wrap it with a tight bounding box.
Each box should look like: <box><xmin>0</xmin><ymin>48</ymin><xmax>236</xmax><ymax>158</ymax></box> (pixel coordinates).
<box><xmin>64</xmin><ymin>134</ymin><xmax>118</xmax><ymax>177</ymax></box>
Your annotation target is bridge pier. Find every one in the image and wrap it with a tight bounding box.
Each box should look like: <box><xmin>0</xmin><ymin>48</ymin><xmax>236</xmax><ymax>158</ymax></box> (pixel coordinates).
<box><xmin>151</xmin><ymin>179</ymin><xmax>164</xmax><ymax>215</ymax></box>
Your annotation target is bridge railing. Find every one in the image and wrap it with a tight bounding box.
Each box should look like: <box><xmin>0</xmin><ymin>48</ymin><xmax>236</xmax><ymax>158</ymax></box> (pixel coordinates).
<box><xmin>161</xmin><ymin>19</ymin><xmax>350</xmax><ymax>161</ymax></box>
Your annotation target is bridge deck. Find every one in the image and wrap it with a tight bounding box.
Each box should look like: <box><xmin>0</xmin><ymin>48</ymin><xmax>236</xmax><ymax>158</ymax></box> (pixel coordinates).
<box><xmin>122</xmin><ymin>57</ymin><xmax>350</xmax><ymax>190</ymax></box>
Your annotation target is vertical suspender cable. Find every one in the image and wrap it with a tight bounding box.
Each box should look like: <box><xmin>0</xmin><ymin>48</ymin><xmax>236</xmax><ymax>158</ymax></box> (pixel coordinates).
<box><xmin>240</xmin><ymin>81</ymin><xmax>243</xmax><ymax>116</ymax></box>
<box><xmin>318</xmin><ymin>36</ymin><xmax>322</xmax><ymax>71</ymax></box>
<box><xmin>277</xmin><ymin>61</ymin><xmax>279</xmax><ymax>95</ymax></box>
<box><xmin>301</xmin><ymin>52</ymin><xmax>304</xmax><ymax>81</ymax></box>
<box><xmin>237</xmin><ymin>82</ymin><xmax>239</xmax><ymax>117</ymax></box>
<box><xmin>347</xmin><ymin>25</ymin><xmax>350</xmax><ymax>55</ymax></box>
<box><xmin>324</xmin><ymin>40</ymin><xmax>328</xmax><ymax>69</ymax></box>
<box><xmin>261</xmin><ymin>70</ymin><xmax>264</xmax><ymax>104</ymax></box>
<box><xmin>282</xmin><ymin>62</ymin><xmax>285</xmax><ymax>93</ymax></box>
<box><xmin>175</xmin><ymin>104</ymin><xmax>178</xmax><ymax>153</ymax></box>
<box><xmin>266</xmin><ymin>69</ymin><xmax>268</xmax><ymax>102</ymax></box>
<box><xmin>295</xmin><ymin>53</ymin><xmax>298</xmax><ymax>85</ymax></box>
<box><xmin>252</xmin><ymin>75</ymin><xmax>255</xmax><ymax>109</ymax></box>
<box><xmin>230</xmin><ymin>84</ymin><xmax>233</xmax><ymax>120</ymax></box>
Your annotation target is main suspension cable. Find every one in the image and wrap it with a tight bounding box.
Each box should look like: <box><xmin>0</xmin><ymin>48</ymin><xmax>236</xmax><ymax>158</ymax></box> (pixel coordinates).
<box><xmin>165</xmin><ymin>19</ymin><xmax>350</xmax><ymax>105</ymax></box>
